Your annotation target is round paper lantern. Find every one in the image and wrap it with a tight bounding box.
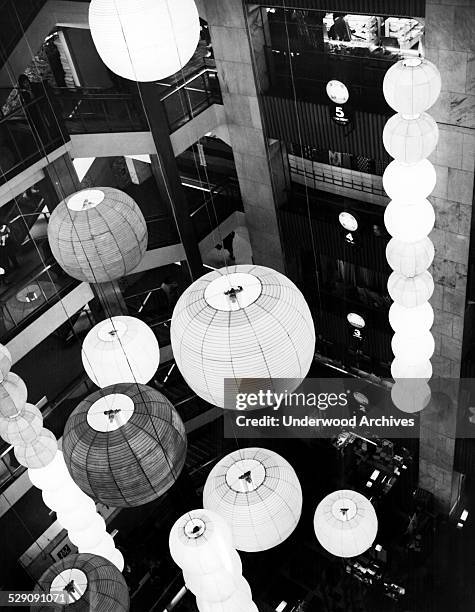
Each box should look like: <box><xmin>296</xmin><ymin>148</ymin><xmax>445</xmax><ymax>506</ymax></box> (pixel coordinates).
<box><xmin>171</xmin><ymin>265</ymin><xmax>315</xmax><ymax>409</ymax></box>
<box><xmin>383</xmin><ymin>159</ymin><xmax>436</xmax><ymax>200</ymax></box>
<box><xmin>32</xmin><ymin>553</ymin><xmax>129</xmax><ymax>612</ymax></box>
<box><xmin>386</xmin><ymin>238</ymin><xmax>434</xmax><ymax>277</ymax></box>
<box><xmin>184</xmin><ymin>563</ymin><xmax>245</xmax><ymax>602</ymax></box>
<box><xmin>391</xmin><ymin>379</ymin><xmax>431</xmax><ymax>413</ymax></box>
<box><xmin>62</xmin><ymin>383</ymin><xmax>187</xmax><ymax>507</ymax></box>
<box><xmin>388</xmin><ymin>271</ymin><xmax>434</xmax><ymax>308</ymax></box>
<box><xmin>47</xmin><ymin>187</ymin><xmax>147</xmax><ymax>283</ymax></box>
<box><xmin>389</xmin><ymin>302</ymin><xmax>434</xmax><ymax>334</ymax></box>
<box><xmin>383</xmin><ymin>112</ymin><xmax>438</xmax><ymax>164</ymax></box>
<box><xmin>68</xmin><ymin>515</ymin><xmax>107</xmax><ymax>549</ymax></box>
<box><xmin>313</xmin><ymin>489</ymin><xmax>378</xmax><ymax>558</ymax></box>
<box><xmin>82</xmin><ymin>316</ymin><xmax>160</xmax><ymax>387</ymax></box>
<box><xmin>80</xmin><ymin>532</ymin><xmax>117</xmax><ymax>557</ymax></box>
<box><xmin>383</xmin><ymin>58</ymin><xmax>441</xmax><ymax>115</ymax></box>
<box><xmin>14</xmin><ymin>428</ymin><xmax>57</xmax><ymax>468</ymax></box>
<box><xmin>384</xmin><ymin>198</ymin><xmax>435</xmax><ymax>243</ymax></box>
<box><xmin>0</xmin><ymin>372</ymin><xmax>27</xmax><ymax>418</ymax></box>
<box><xmin>391</xmin><ymin>358</ymin><xmax>432</xmax><ymax>380</ymax></box>
<box><xmin>42</xmin><ymin>482</ymin><xmax>92</xmax><ymax>513</ymax></box>
<box><xmin>203</xmin><ymin>447</ymin><xmax>302</xmax><ymax>552</ymax></box>
<box><xmin>0</xmin><ymin>344</ymin><xmax>12</xmax><ymax>382</ymax></box>
<box><xmin>89</xmin><ymin>0</ymin><xmax>200</xmax><ymax>82</ymax></box>
<box><xmin>196</xmin><ymin>587</ymin><xmax>258</xmax><ymax>612</ymax></box>
<box><xmin>102</xmin><ymin>548</ymin><xmax>125</xmax><ymax>572</ymax></box>
<box><xmin>392</xmin><ymin>330</ymin><xmax>434</xmax><ymax>363</ymax></box>
<box><xmin>169</xmin><ymin>509</ymin><xmax>235</xmax><ymax>574</ymax></box>
<box><xmin>0</xmin><ymin>402</ymin><xmax>42</xmax><ymax>445</ymax></box>
<box><xmin>28</xmin><ymin>450</ymin><xmax>72</xmax><ymax>492</ymax></box>
<box><xmin>57</xmin><ymin>500</ymin><xmax>98</xmax><ymax>532</ymax></box>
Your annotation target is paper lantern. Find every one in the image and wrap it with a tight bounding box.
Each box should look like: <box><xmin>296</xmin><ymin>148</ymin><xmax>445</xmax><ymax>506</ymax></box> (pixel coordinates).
<box><xmin>383</xmin><ymin>58</ymin><xmax>441</xmax><ymax>115</ymax></box>
<box><xmin>68</xmin><ymin>515</ymin><xmax>107</xmax><ymax>549</ymax></box>
<box><xmin>184</xmin><ymin>564</ymin><xmax>245</xmax><ymax>603</ymax></box>
<box><xmin>203</xmin><ymin>447</ymin><xmax>302</xmax><ymax>552</ymax></box>
<box><xmin>80</xmin><ymin>532</ymin><xmax>117</xmax><ymax>556</ymax></box>
<box><xmin>28</xmin><ymin>450</ymin><xmax>72</xmax><ymax>492</ymax></box>
<box><xmin>82</xmin><ymin>316</ymin><xmax>160</xmax><ymax>387</ymax></box>
<box><xmin>171</xmin><ymin>265</ymin><xmax>315</xmax><ymax>409</ymax></box>
<box><xmin>384</xmin><ymin>198</ymin><xmax>435</xmax><ymax>243</ymax></box>
<box><xmin>89</xmin><ymin>0</ymin><xmax>200</xmax><ymax>82</ymax></box>
<box><xmin>0</xmin><ymin>402</ymin><xmax>42</xmax><ymax>445</ymax></box>
<box><xmin>391</xmin><ymin>379</ymin><xmax>431</xmax><ymax>413</ymax></box>
<box><xmin>0</xmin><ymin>344</ymin><xmax>12</xmax><ymax>382</ymax></box>
<box><xmin>386</xmin><ymin>238</ymin><xmax>434</xmax><ymax>277</ymax></box>
<box><xmin>102</xmin><ymin>548</ymin><xmax>125</xmax><ymax>572</ymax></box>
<box><xmin>14</xmin><ymin>428</ymin><xmax>57</xmax><ymax>468</ymax></box>
<box><xmin>42</xmin><ymin>482</ymin><xmax>92</xmax><ymax>513</ymax></box>
<box><xmin>391</xmin><ymin>330</ymin><xmax>435</xmax><ymax>363</ymax></box>
<box><xmin>47</xmin><ymin>187</ymin><xmax>147</xmax><ymax>283</ymax></box>
<box><xmin>0</xmin><ymin>372</ymin><xmax>27</xmax><ymax>418</ymax></box>
<box><xmin>32</xmin><ymin>553</ymin><xmax>129</xmax><ymax>612</ymax></box>
<box><xmin>57</xmin><ymin>500</ymin><xmax>98</xmax><ymax>532</ymax></box>
<box><xmin>387</xmin><ymin>272</ymin><xmax>434</xmax><ymax>308</ymax></box>
<box><xmin>196</xmin><ymin>587</ymin><xmax>259</xmax><ymax>612</ymax></box>
<box><xmin>383</xmin><ymin>112</ymin><xmax>438</xmax><ymax>164</ymax></box>
<box><xmin>389</xmin><ymin>302</ymin><xmax>434</xmax><ymax>334</ymax></box>
<box><xmin>383</xmin><ymin>159</ymin><xmax>436</xmax><ymax>200</ymax></box>
<box><xmin>62</xmin><ymin>383</ymin><xmax>187</xmax><ymax>507</ymax></box>
<box><xmin>391</xmin><ymin>359</ymin><xmax>432</xmax><ymax>380</ymax></box>
<box><xmin>313</xmin><ymin>489</ymin><xmax>378</xmax><ymax>558</ymax></box>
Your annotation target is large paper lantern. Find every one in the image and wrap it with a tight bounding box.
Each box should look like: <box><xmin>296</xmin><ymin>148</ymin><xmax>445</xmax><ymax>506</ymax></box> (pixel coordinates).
<box><xmin>0</xmin><ymin>372</ymin><xmax>27</xmax><ymax>418</ymax></box>
<box><xmin>386</xmin><ymin>238</ymin><xmax>434</xmax><ymax>277</ymax></box>
<box><xmin>89</xmin><ymin>0</ymin><xmax>200</xmax><ymax>82</ymax></box>
<box><xmin>383</xmin><ymin>58</ymin><xmax>441</xmax><ymax>115</ymax></box>
<box><xmin>383</xmin><ymin>112</ymin><xmax>438</xmax><ymax>164</ymax></box>
<box><xmin>384</xmin><ymin>199</ymin><xmax>435</xmax><ymax>243</ymax></box>
<box><xmin>313</xmin><ymin>489</ymin><xmax>378</xmax><ymax>558</ymax></box>
<box><xmin>389</xmin><ymin>302</ymin><xmax>434</xmax><ymax>334</ymax></box>
<box><xmin>14</xmin><ymin>428</ymin><xmax>57</xmax><ymax>468</ymax></box>
<box><xmin>47</xmin><ymin>187</ymin><xmax>147</xmax><ymax>283</ymax></box>
<box><xmin>0</xmin><ymin>344</ymin><xmax>12</xmax><ymax>382</ymax></box>
<box><xmin>387</xmin><ymin>272</ymin><xmax>434</xmax><ymax>308</ymax></box>
<box><xmin>383</xmin><ymin>159</ymin><xmax>436</xmax><ymax>200</ymax></box>
<box><xmin>82</xmin><ymin>316</ymin><xmax>160</xmax><ymax>387</ymax></box>
<box><xmin>62</xmin><ymin>383</ymin><xmax>187</xmax><ymax>507</ymax></box>
<box><xmin>0</xmin><ymin>402</ymin><xmax>42</xmax><ymax>445</ymax></box>
<box><xmin>171</xmin><ymin>265</ymin><xmax>315</xmax><ymax>409</ymax></box>
<box><xmin>32</xmin><ymin>553</ymin><xmax>129</xmax><ymax>612</ymax></box>
<box><xmin>203</xmin><ymin>447</ymin><xmax>302</xmax><ymax>552</ymax></box>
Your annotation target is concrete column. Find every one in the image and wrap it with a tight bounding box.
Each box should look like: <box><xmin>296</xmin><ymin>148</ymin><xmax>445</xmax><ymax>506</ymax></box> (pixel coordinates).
<box><xmin>419</xmin><ymin>0</ymin><xmax>475</xmax><ymax>512</ymax></box>
<box><xmin>206</xmin><ymin>1</ymin><xmax>288</xmax><ymax>272</ymax></box>
<box><xmin>43</xmin><ymin>153</ymin><xmax>80</xmax><ymax>202</ymax></box>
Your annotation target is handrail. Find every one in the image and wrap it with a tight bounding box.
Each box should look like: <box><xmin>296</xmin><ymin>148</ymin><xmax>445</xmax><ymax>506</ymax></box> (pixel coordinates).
<box><xmin>160</xmin><ymin>68</ymin><xmax>218</xmax><ymax>102</ymax></box>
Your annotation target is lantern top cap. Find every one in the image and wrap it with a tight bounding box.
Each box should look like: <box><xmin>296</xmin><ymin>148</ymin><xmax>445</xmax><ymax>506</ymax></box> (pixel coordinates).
<box><xmin>204</xmin><ymin>272</ymin><xmax>262</xmax><ymax>311</ymax></box>
<box><xmin>402</xmin><ymin>57</ymin><xmax>423</xmax><ymax>68</ymax></box>
<box><xmin>87</xmin><ymin>393</ymin><xmax>135</xmax><ymax>432</ymax></box>
<box><xmin>97</xmin><ymin>318</ymin><xmax>128</xmax><ymax>342</ymax></box>
<box><xmin>332</xmin><ymin>498</ymin><xmax>358</xmax><ymax>521</ymax></box>
<box><xmin>51</xmin><ymin>569</ymin><xmax>88</xmax><ymax>603</ymax></box>
<box><xmin>226</xmin><ymin>458</ymin><xmax>266</xmax><ymax>492</ymax></box>
<box><xmin>67</xmin><ymin>189</ymin><xmax>105</xmax><ymax>211</ymax></box>
<box><xmin>184</xmin><ymin>517</ymin><xmax>206</xmax><ymax>539</ymax></box>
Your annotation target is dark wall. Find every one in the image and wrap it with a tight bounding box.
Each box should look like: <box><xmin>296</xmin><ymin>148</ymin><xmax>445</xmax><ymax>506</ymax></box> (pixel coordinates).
<box><xmin>63</xmin><ymin>27</ymin><xmax>113</xmax><ymax>88</ymax></box>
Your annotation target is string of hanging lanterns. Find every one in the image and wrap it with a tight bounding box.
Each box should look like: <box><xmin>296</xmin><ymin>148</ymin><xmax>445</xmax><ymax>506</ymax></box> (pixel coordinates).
<box><xmin>169</xmin><ymin>509</ymin><xmax>258</xmax><ymax>612</ymax></box>
<box><xmin>382</xmin><ymin>57</ymin><xmax>441</xmax><ymax>412</ymax></box>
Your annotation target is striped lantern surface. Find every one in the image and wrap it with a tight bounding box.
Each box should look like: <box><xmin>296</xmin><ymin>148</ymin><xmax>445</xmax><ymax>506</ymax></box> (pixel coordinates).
<box><xmin>171</xmin><ymin>264</ymin><xmax>315</xmax><ymax>409</ymax></box>
<box><xmin>0</xmin><ymin>402</ymin><xmax>43</xmax><ymax>445</ymax></box>
<box><xmin>203</xmin><ymin>447</ymin><xmax>302</xmax><ymax>552</ymax></box>
<box><xmin>0</xmin><ymin>372</ymin><xmax>27</xmax><ymax>418</ymax></box>
<box><xmin>47</xmin><ymin>187</ymin><xmax>148</xmax><ymax>283</ymax></box>
<box><xmin>0</xmin><ymin>344</ymin><xmax>11</xmax><ymax>382</ymax></box>
<box><xmin>14</xmin><ymin>428</ymin><xmax>57</xmax><ymax>468</ymax></box>
<box><xmin>32</xmin><ymin>553</ymin><xmax>129</xmax><ymax>612</ymax></box>
<box><xmin>62</xmin><ymin>383</ymin><xmax>187</xmax><ymax>507</ymax></box>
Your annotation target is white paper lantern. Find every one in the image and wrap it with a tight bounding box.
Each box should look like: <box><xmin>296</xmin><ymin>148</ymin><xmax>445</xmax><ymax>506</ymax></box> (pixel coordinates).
<box><xmin>0</xmin><ymin>402</ymin><xmax>42</xmax><ymax>445</ymax></box>
<box><xmin>14</xmin><ymin>428</ymin><xmax>57</xmax><ymax>468</ymax></box>
<box><xmin>171</xmin><ymin>265</ymin><xmax>315</xmax><ymax>409</ymax></box>
<box><xmin>384</xmin><ymin>199</ymin><xmax>435</xmax><ymax>243</ymax></box>
<box><xmin>389</xmin><ymin>302</ymin><xmax>434</xmax><ymax>334</ymax></box>
<box><xmin>383</xmin><ymin>58</ymin><xmax>441</xmax><ymax>115</ymax></box>
<box><xmin>387</xmin><ymin>272</ymin><xmax>434</xmax><ymax>308</ymax></box>
<box><xmin>80</xmin><ymin>532</ymin><xmax>117</xmax><ymax>558</ymax></box>
<box><xmin>391</xmin><ymin>379</ymin><xmax>431</xmax><ymax>413</ymax></box>
<box><xmin>56</xmin><ymin>501</ymin><xmax>98</xmax><ymax>532</ymax></box>
<box><xmin>0</xmin><ymin>344</ymin><xmax>12</xmax><ymax>382</ymax></box>
<box><xmin>386</xmin><ymin>238</ymin><xmax>434</xmax><ymax>277</ymax></box>
<box><xmin>82</xmin><ymin>316</ymin><xmax>160</xmax><ymax>387</ymax></box>
<box><xmin>184</xmin><ymin>567</ymin><xmax>246</xmax><ymax>603</ymax></box>
<box><xmin>42</xmin><ymin>482</ymin><xmax>91</xmax><ymax>513</ymax></box>
<box><xmin>102</xmin><ymin>548</ymin><xmax>125</xmax><ymax>572</ymax></box>
<box><xmin>0</xmin><ymin>372</ymin><xmax>27</xmax><ymax>418</ymax></box>
<box><xmin>383</xmin><ymin>159</ymin><xmax>436</xmax><ymax>200</ymax></box>
<box><xmin>313</xmin><ymin>489</ymin><xmax>378</xmax><ymax>558</ymax></box>
<box><xmin>383</xmin><ymin>112</ymin><xmax>438</xmax><ymax>164</ymax></box>
<box><xmin>89</xmin><ymin>0</ymin><xmax>200</xmax><ymax>82</ymax></box>
<box><xmin>203</xmin><ymin>447</ymin><xmax>302</xmax><ymax>552</ymax></box>
<box><xmin>196</xmin><ymin>588</ymin><xmax>258</xmax><ymax>612</ymax></box>
<box><xmin>391</xmin><ymin>331</ymin><xmax>435</xmax><ymax>362</ymax></box>
<box><xmin>391</xmin><ymin>358</ymin><xmax>433</xmax><ymax>380</ymax></box>
<box><xmin>68</xmin><ymin>514</ymin><xmax>107</xmax><ymax>549</ymax></box>
<box><xmin>28</xmin><ymin>450</ymin><xmax>72</xmax><ymax>492</ymax></box>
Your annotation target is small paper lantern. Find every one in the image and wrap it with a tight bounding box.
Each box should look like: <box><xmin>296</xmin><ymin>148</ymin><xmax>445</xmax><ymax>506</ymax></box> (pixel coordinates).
<box><xmin>0</xmin><ymin>402</ymin><xmax>42</xmax><ymax>445</ymax></box>
<box><xmin>0</xmin><ymin>344</ymin><xmax>12</xmax><ymax>382</ymax></box>
<box><xmin>392</xmin><ymin>331</ymin><xmax>435</xmax><ymax>362</ymax></box>
<box><xmin>80</xmin><ymin>533</ymin><xmax>117</xmax><ymax>559</ymax></box>
<box><xmin>28</xmin><ymin>450</ymin><xmax>72</xmax><ymax>491</ymax></box>
<box><xmin>47</xmin><ymin>187</ymin><xmax>147</xmax><ymax>283</ymax></box>
<box><xmin>184</xmin><ymin>563</ymin><xmax>245</xmax><ymax>603</ymax></box>
<box><xmin>384</xmin><ymin>199</ymin><xmax>435</xmax><ymax>243</ymax></box>
<box><xmin>203</xmin><ymin>447</ymin><xmax>302</xmax><ymax>552</ymax></box>
<box><xmin>82</xmin><ymin>316</ymin><xmax>160</xmax><ymax>387</ymax></box>
<box><xmin>57</xmin><ymin>501</ymin><xmax>98</xmax><ymax>532</ymax></box>
<box><xmin>196</xmin><ymin>587</ymin><xmax>258</xmax><ymax>612</ymax></box>
<box><xmin>389</xmin><ymin>302</ymin><xmax>434</xmax><ymax>334</ymax></box>
<box><xmin>62</xmin><ymin>383</ymin><xmax>187</xmax><ymax>507</ymax></box>
<box><xmin>383</xmin><ymin>112</ymin><xmax>438</xmax><ymax>164</ymax></box>
<box><xmin>383</xmin><ymin>58</ymin><xmax>441</xmax><ymax>115</ymax></box>
<box><xmin>102</xmin><ymin>548</ymin><xmax>125</xmax><ymax>572</ymax></box>
<box><xmin>391</xmin><ymin>379</ymin><xmax>431</xmax><ymax>413</ymax></box>
<box><xmin>42</xmin><ymin>482</ymin><xmax>92</xmax><ymax>513</ymax></box>
<box><xmin>383</xmin><ymin>159</ymin><xmax>436</xmax><ymax>200</ymax></box>
<box><xmin>386</xmin><ymin>238</ymin><xmax>434</xmax><ymax>277</ymax></box>
<box><xmin>14</xmin><ymin>428</ymin><xmax>57</xmax><ymax>468</ymax></box>
<box><xmin>0</xmin><ymin>372</ymin><xmax>27</xmax><ymax>418</ymax></box>
<box><xmin>89</xmin><ymin>0</ymin><xmax>200</xmax><ymax>82</ymax></box>
<box><xmin>387</xmin><ymin>271</ymin><xmax>434</xmax><ymax>308</ymax></box>
<box><xmin>171</xmin><ymin>265</ymin><xmax>315</xmax><ymax>409</ymax></box>
<box><xmin>391</xmin><ymin>359</ymin><xmax>432</xmax><ymax>380</ymax></box>
<box><xmin>313</xmin><ymin>489</ymin><xmax>378</xmax><ymax>558</ymax></box>
<box><xmin>32</xmin><ymin>553</ymin><xmax>129</xmax><ymax>612</ymax></box>
<box><xmin>68</xmin><ymin>514</ymin><xmax>107</xmax><ymax>549</ymax></box>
